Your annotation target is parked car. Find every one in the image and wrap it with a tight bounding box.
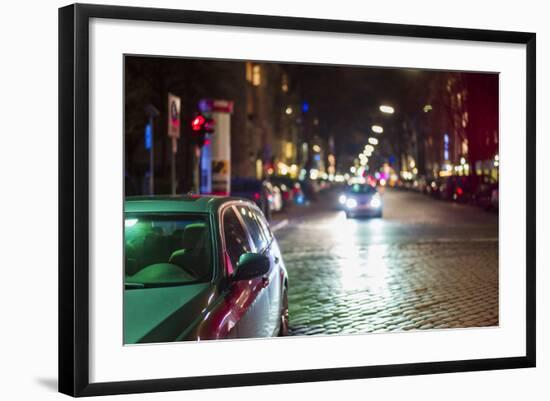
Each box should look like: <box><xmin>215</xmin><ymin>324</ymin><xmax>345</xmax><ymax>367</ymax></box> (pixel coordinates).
<box><xmin>426</xmin><ymin>177</ymin><xmax>442</xmax><ymax>198</ymax></box>
<box><xmin>268</xmin><ymin>182</ymin><xmax>283</xmax><ymax>212</ymax></box>
<box><xmin>438</xmin><ymin>176</ymin><xmax>472</xmax><ymax>202</ymax></box>
<box><xmin>269</xmin><ymin>176</ymin><xmax>306</xmax><ymax>206</ymax></box>
<box><xmin>470</xmin><ymin>175</ymin><xmax>499</xmax><ymax>209</ymax></box>
<box><xmin>124</xmin><ymin>195</ymin><xmax>289</xmax><ymax>343</ymax></box>
<box><xmin>231</xmin><ymin>178</ymin><xmax>273</xmax><ymax>220</ymax></box>
<box><xmin>342</xmin><ymin>183</ymin><xmax>383</xmax><ymax>218</ymax></box>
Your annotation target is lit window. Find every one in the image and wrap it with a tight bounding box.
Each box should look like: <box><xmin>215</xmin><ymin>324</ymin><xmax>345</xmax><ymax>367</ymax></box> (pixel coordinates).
<box><xmin>245</xmin><ymin>62</ymin><xmax>253</xmax><ymax>82</ymax></box>
<box><xmin>252</xmin><ymin>65</ymin><xmax>261</xmax><ymax>87</ymax></box>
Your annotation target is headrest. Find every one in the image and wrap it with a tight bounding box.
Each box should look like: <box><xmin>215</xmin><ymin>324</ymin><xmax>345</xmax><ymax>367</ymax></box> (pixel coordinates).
<box><xmin>181</xmin><ymin>223</ymin><xmax>206</xmax><ymax>249</ymax></box>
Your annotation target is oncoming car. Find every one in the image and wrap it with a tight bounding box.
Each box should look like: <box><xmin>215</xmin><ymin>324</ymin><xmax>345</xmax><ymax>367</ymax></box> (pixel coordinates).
<box><xmin>341</xmin><ymin>183</ymin><xmax>383</xmax><ymax>218</ymax></box>
<box><xmin>124</xmin><ymin>195</ymin><xmax>289</xmax><ymax>344</ymax></box>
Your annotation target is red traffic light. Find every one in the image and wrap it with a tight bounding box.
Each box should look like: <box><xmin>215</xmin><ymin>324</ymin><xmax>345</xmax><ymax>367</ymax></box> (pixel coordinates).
<box><xmin>191</xmin><ymin>115</ymin><xmax>206</xmax><ymax>131</ymax></box>
<box><xmin>191</xmin><ymin>114</ymin><xmax>215</xmax><ymax>134</ymax></box>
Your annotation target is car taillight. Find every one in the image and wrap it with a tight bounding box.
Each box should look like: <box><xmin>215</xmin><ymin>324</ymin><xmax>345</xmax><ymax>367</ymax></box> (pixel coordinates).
<box><xmin>253</xmin><ymin>192</ymin><xmax>261</xmax><ymax>200</ymax></box>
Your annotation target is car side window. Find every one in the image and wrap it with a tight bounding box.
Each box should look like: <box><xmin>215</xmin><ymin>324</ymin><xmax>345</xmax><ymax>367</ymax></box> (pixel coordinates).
<box><xmin>223</xmin><ymin>207</ymin><xmax>251</xmax><ymax>270</ymax></box>
<box><xmin>252</xmin><ymin>207</ymin><xmax>273</xmax><ymax>243</ymax></box>
<box><xmin>238</xmin><ymin>206</ymin><xmax>270</xmax><ymax>252</ymax></box>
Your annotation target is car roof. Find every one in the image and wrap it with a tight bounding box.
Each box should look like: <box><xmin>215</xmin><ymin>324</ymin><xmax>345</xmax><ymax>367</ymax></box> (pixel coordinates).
<box><xmin>125</xmin><ymin>195</ymin><xmax>253</xmax><ymax>214</ymax></box>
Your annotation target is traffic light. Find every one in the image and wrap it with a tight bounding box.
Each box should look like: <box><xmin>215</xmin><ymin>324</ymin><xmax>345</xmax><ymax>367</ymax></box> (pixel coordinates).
<box><xmin>190</xmin><ymin>113</ymin><xmax>215</xmax><ymax>147</ymax></box>
<box><xmin>191</xmin><ymin>114</ymin><xmax>215</xmax><ymax>134</ymax></box>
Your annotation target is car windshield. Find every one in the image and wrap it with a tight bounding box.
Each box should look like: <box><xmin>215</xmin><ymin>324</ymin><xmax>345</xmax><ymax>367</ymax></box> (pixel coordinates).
<box><xmin>124</xmin><ymin>214</ymin><xmax>212</xmax><ymax>288</ymax></box>
<box><xmin>348</xmin><ymin>184</ymin><xmax>377</xmax><ymax>194</ymax></box>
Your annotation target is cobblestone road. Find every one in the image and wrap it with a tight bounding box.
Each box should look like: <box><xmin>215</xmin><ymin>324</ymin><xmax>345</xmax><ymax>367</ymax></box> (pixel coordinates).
<box><xmin>275</xmin><ymin>189</ymin><xmax>499</xmax><ymax>336</ymax></box>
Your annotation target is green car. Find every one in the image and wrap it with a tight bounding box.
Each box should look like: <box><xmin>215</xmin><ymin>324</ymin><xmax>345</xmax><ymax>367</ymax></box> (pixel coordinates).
<box><xmin>124</xmin><ymin>195</ymin><xmax>289</xmax><ymax>344</ymax></box>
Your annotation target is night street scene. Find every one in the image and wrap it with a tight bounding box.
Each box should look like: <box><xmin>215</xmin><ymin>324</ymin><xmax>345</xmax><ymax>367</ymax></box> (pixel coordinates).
<box><xmin>123</xmin><ymin>56</ymin><xmax>499</xmax><ymax>344</ymax></box>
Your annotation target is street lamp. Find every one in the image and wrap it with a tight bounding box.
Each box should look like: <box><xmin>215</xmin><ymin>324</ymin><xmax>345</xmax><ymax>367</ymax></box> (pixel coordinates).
<box><xmin>379</xmin><ymin>105</ymin><xmax>395</xmax><ymax>114</ymax></box>
<box><xmin>371</xmin><ymin>125</ymin><xmax>384</xmax><ymax>134</ymax></box>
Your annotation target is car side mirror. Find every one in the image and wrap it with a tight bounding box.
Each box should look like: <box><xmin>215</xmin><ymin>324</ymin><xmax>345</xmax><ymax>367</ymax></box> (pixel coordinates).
<box><xmin>233</xmin><ymin>253</ymin><xmax>270</xmax><ymax>281</ymax></box>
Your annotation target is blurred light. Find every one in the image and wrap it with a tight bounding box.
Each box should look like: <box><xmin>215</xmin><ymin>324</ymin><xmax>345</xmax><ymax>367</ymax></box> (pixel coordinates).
<box><xmin>310</xmin><ymin>169</ymin><xmax>319</xmax><ymax>180</ymax></box>
<box><xmin>365</xmin><ymin>145</ymin><xmax>374</xmax><ymax>153</ymax></box>
<box><xmin>302</xmin><ymin>102</ymin><xmax>309</xmax><ymax>113</ymax></box>
<box><xmin>350</xmin><ymin>166</ymin><xmax>356</xmax><ymax>174</ymax></box>
<box><xmin>379</xmin><ymin>105</ymin><xmax>394</xmax><ymax>114</ymax></box>
<box><xmin>338</xmin><ymin>194</ymin><xmax>347</xmax><ymax>204</ymax></box>
<box><xmin>379</xmin><ymin>178</ymin><xmax>387</xmax><ymax>186</ymax></box>
<box><xmin>368</xmin><ymin>137</ymin><xmax>379</xmax><ymax>145</ymax></box>
<box><xmin>360</xmin><ymin>159</ymin><xmax>367</xmax><ymax>166</ymax></box>
<box><xmin>125</xmin><ymin>218</ymin><xmax>138</xmax><ymax>227</ymax></box>
<box><xmin>409</xmin><ymin>160</ymin><xmax>415</xmax><ymax>168</ymax></box>
<box><xmin>278</xmin><ymin>162</ymin><xmax>289</xmax><ymax>175</ymax></box>
<box><xmin>191</xmin><ymin>115</ymin><xmax>205</xmax><ymax>131</ymax></box>
<box><xmin>370</xmin><ymin>194</ymin><xmax>382</xmax><ymax>208</ymax></box>
<box><xmin>345</xmin><ymin>198</ymin><xmax>358</xmax><ymax>209</ymax></box>
<box><xmin>412</xmin><ymin>168</ymin><xmax>418</xmax><ymax>174</ymax></box>
<box><xmin>267</xmin><ymin>167</ymin><xmax>274</xmax><ymax>175</ymax></box>
<box><xmin>285</xmin><ymin>106</ymin><xmax>293</xmax><ymax>115</ymax></box>
<box><xmin>495</xmin><ymin>154</ymin><xmax>499</xmax><ymax>161</ymax></box>
<box><xmin>371</xmin><ymin>125</ymin><xmax>384</xmax><ymax>134</ymax></box>
<box><xmin>423</xmin><ymin>104</ymin><xmax>432</xmax><ymax>113</ymax></box>
<box><xmin>374</xmin><ymin>172</ymin><xmax>381</xmax><ymax>180</ymax></box>
<box><xmin>335</xmin><ymin>174</ymin><xmax>345</xmax><ymax>182</ymax></box>
<box><xmin>321</xmin><ymin>172</ymin><xmax>329</xmax><ymax>180</ymax></box>
<box><xmin>460</xmin><ymin>157</ymin><xmax>466</xmax><ymax>165</ymax></box>
<box><xmin>313</xmin><ymin>144</ymin><xmax>321</xmax><ymax>152</ymax></box>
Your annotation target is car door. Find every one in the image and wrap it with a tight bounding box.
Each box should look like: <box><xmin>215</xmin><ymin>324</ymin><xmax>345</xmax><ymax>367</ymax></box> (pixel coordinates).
<box><xmin>221</xmin><ymin>205</ymin><xmax>272</xmax><ymax>338</ymax></box>
<box><xmin>239</xmin><ymin>205</ymin><xmax>282</xmax><ymax>336</ymax></box>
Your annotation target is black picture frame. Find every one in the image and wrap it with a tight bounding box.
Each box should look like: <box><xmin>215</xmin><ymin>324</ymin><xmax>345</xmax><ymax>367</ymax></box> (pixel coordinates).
<box><xmin>59</xmin><ymin>3</ymin><xmax>536</xmax><ymax>397</ymax></box>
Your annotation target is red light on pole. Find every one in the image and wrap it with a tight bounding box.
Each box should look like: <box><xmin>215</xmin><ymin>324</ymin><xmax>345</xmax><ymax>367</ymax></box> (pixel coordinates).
<box><xmin>191</xmin><ymin>115</ymin><xmax>206</xmax><ymax>131</ymax></box>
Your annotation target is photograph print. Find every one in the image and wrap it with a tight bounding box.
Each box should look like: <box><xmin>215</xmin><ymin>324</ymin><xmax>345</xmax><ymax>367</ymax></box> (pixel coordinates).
<box><xmin>123</xmin><ymin>56</ymin><xmax>499</xmax><ymax>344</ymax></box>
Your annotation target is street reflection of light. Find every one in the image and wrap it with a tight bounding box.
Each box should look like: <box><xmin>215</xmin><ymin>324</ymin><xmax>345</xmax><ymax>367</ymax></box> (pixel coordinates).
<box><xmin>329</xmin><ymin>214</ymin><xmax>391</xmax><ymax>293</ymax></box>
<box><xmin>364</xmin><ymin>243</ymin><xmax>391</xmax><ymax>293</ymax></box>
<box><xmin>379</xmin><ymin>105</ymin><xmax>394</xmax><ymax>114</ymax></box>
<box><xmin>371</xmin><ymin>125</ymin><xmax>384</xmax><ymax>133</ymax></box>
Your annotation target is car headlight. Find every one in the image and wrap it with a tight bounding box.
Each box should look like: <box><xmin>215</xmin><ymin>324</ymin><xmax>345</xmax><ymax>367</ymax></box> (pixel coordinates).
<box><xmin>345</xmin><ymin>198</ymin><xmax>358</xmax><ymax>209</ymax></box>
<box><xmin>338</xmin><ymin>194</ymin><xmax>347</xmax><ymax>204</ymax></box>
<box><xmin>370</xmin><ymin>194</ymin><xmax>381</xmax><ymax>208</ymax></box>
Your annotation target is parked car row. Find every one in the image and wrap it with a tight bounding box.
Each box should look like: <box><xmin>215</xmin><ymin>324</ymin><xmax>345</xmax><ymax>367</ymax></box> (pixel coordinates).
<box><xmin>403</xmin><ymin>174</ymin><xmax>498</xmax><ymax>210</ymax></box>
<box><xmin>231</xmin><ymin>176</ymin><xmax>306</xmax><ymax>220</ymax></box>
